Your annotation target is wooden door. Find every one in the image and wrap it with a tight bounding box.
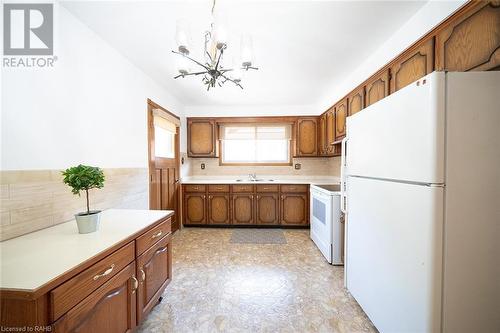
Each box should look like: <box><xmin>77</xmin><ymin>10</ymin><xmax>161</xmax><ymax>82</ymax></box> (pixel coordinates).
<box><xmin>53</xmin><ymin>263</ymin><xmax>137</xmax><ymax>333</ymax></box>
<box><xmin>326</xmin><ymin>108</ymin><xmax>335</xmax><ymax>154</ymax></box>
<box><xmin>256</xmin><ymin>193</ymin><xmax>280</xmax><ymax>225</ymax></box>
<box><xmin>232</xmin><ymin>194</ymin><xmax>255</xmax><ymax>225</ymax></box>
<box><xmin>280</xmin><ymin>194</ymin><xmax>308</xmax><ymax>226</ymax></box>
<box><xmin>436</xmin><ymin>1</ymin><xmax>500</xmax><ymax>72</ymax></box>
<box><xmin>136</xmin><ymin>235</ymin><xmax>172</xmax><ymax>323</ymax></box>
<box><xmin>207</xmin><ymin>194</ymin><xmax>231</xmax><ymax>225</ymax></box>
<box><xmin>187</xmin><ymin>118</ymin><xmax>217</xmax><ymax>157</ymax></box>
<box><xmin>183</xmin><ymin>193</ymin><xmax>207</xmax><ymax>225</ymax></box>
<box><xmin>348</xmin><ymin>87</ymin><xmax>365</xmax><ymax>116</ymax></box>
<box><xmin>391</xmin><ymin>38</ymin><xmax>434</xmax><ymax>93</ymax></box>
<box><xmin>295</xmin><ymin>118</ymin><xmax>318</xmax><ymax>156</ymax></box>
<box><xmin>334</xmin><ymin>98</ymin><xmax>347</xmax><ymax>141</ymax></box>
<box><xmin>148</xmin><ymin>100</ymin><xmax>181</xmax><ymax>233</ymax></box>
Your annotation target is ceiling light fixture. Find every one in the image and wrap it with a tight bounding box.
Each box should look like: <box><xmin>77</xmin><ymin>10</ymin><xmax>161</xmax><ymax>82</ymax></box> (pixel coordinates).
<box><xmin>172</xmin><ymin>0</ymin><xmax>258</xmax><ymax>90</ymax></box>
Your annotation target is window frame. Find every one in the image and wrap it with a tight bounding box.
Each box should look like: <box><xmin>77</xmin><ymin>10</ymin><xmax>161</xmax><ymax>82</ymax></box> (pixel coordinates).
<box><xmin>218</xmin><ymin>123</ymin><xmax>293</xmax><ymax>166</ymax></box>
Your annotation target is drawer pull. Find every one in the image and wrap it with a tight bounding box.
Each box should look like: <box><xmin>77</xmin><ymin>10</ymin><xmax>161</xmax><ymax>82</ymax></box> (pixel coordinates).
<box><xmin>140</xmin><ymin>268</ymin><xmax>146</xmax><ymax>282</ymax></box>
<box><xmin>151</xmin><ymin>231</ymin><xmax>163</xmax><ymax>239</ymax></box>
<box><xmin>93</xmin><ymin>264</ymin><xmax>115</xmax><ymax>280</ymax></box>
<box><xmin>155</xmin><ymin>246</ymin><xmax>168</xmax><ymax>255</ymax></box>
<box><xmin>131</xmin><ymin>276</ymin><xmax>138</xmax><ymax>293</ymax></box>
<box><xmin>193</xmin><ymin>187</ymin><xmax>199</xmax><ymax>190</ymax></box>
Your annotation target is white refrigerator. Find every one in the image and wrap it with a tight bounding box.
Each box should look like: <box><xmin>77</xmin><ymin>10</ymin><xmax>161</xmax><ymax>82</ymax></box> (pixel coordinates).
<box><xmin>341</xmin><ymin>71</ymin><xmax>500</xmax><ymax>333</ymax></box>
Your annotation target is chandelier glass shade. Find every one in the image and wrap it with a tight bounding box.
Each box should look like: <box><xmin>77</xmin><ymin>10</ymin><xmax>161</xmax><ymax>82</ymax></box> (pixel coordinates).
<box><xmin>172</xmin><ymin>1</ymin><xmax>258</xmax><ymax>90</ymax></box>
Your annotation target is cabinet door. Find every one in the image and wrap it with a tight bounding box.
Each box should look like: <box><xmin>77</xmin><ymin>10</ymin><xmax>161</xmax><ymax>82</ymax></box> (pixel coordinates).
<box><xmin>326</xmin><ymin>109</ymin><xmax>335</xmax><ymax>154</ymax></box>
<box><xmin>232</xmin><ymin>194</ymin><xmax>255</xmax><ymax>225</ymax></box>
<box><xmin>348</xmin><ymin>87</ymin><xmax>365</xmax><ymax>116</ymax></box>
<box><xmin>436</xmin><ymin>1</ymin><xmax>500</xmax><ymax>72</ymax></box>
<box><xmin>334</xmin><ymin>98</ymin><xmax>347</xmax><ymax>141</ymax></box>
<box><xmin>295</xmin><ymin>118</ymin><xmax>318</xmax><ymax>156</ymax></box>
<box><xmin>391</xmin><ymin>38</ymin><xmax>434</xmax><ymax>93</ymax></box>
<box><xmin>183</xmin><ymin>193</ymin><xmax>207</xmax><ymax>225</ymax></box>
<box><xmin>365</xmin><ymin>70</ymin><xmax>390</xmax><ymax>107</ymax></box>
<box><xmin>207</xmin><ymin>194</ymin><xmax>231</xmax><ymax>225</ymax></box>
<box><xmin>53</xmin><ymin>263</ymin><xmax>137</xmax><ymax>333</ymax></box>
<box><xmin>256</xmin><ymin>193</ymin><xmax>280</xmax><ymax>225</ymax></box>
<box><xmin>280</xmin><ymin>194</ymin><xmax>308</xmax><ymax>226</ymax></box>
<box><xmin>318</xmin><ymin>114</ymin><xmax>326</xmax><ymax>155</ymax></box>
<box><xmin>187</xmin><ymin>118</ymin><xmax>216</xmax><ymax>157</ymax></box>
<box><xmin>136</xmin><ymin>235</ymin><xmax>172</xmax><ymax>323</ymax></box>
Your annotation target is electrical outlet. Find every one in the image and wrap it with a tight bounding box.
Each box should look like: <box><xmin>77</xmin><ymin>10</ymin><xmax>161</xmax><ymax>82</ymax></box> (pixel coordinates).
<box><xmin>294</xmin><ymin>163</ymin><xmax>301</xmax><ymax>170</ymax></box>
<box><xmin>201</xmin><ymin>163</ymin><xmax>205</xmax><ymax>170</ymax></box>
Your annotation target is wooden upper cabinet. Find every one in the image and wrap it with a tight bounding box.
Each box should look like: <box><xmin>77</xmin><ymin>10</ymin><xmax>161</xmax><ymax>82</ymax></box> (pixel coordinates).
<box><xmin>348</xmin><ymin>87</ymin><xmax>364</xmax><ymax>116</ymax></box>
<box><xmin>187</xmin><ymin>118</ymin><xmax>216</xmax><ymax>157</ymax></box>
<box><xmin>207</xmin><ymin>194</ymin><xmax>230</xmax><ymax>225</ymax></box>
<box><xmin>325</xmin><ymin>108</ymin><xmax>335</xmax><ymax>154</ymax></box>
<box><xmin>365</xmin><ymin>70</ymin><xmax>390</xmax><ymax>108</ymax></box>
<box><xmin>256</xmin><ymin>193</ymin><xmax>280</xmax><ymax>225</ymax></box>
<box><xmin>136</xmin><ymin>235</ymin><xmax>171</xmax><ymax>323</ymax></box>
<box><xmin>391</xmin><ymin>38</ymin><xmax>435</xmax><ymax>93</ymax></box>
<box><xmin>295</xmin><ymin>117</ymin><xmax>318</xmax><ymax>156</ymax></box>
<box><xmin>232</xmin><ymin>194</ymin><xmax>255</xmax><ymax>225</ymax></box>
<box><xmin>183</xmin><ymin>193</ymin><xmax>207</xmax><ymax>225</ymax></box>
<box><xmin>334</xmin><ymin>98</ymin><xmax>347</xmax><ymax>141</ymax></box>
<box><xmin>318</xmin><ymin>113</ymin><xmax>327</xmax><ymax>155</ymax></box>
<box><xmin>436</xmin><ymin>1</ymin><xmax>500</xmax><ymax>72</ymax></box>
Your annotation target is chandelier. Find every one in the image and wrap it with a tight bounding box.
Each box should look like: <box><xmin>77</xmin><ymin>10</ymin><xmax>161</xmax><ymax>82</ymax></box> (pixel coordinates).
<box><xmin>172</xmin><ymin>0</ymin><xmax>258</xmax><ymax>90</ymax></box>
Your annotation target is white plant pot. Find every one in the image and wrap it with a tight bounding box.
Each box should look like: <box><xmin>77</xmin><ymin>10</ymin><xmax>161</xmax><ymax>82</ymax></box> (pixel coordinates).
<box><xmin>75</xmin><ymin>210</ymin><xmax>101</xmax><ymax>234</ymax></box>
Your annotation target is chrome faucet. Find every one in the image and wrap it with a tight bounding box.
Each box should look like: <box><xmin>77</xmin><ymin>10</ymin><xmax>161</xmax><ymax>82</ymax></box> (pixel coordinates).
<box><xmin>248</xmin><ymin>173</ymin><xmax>257</xmax><ymax>181</ymax></box>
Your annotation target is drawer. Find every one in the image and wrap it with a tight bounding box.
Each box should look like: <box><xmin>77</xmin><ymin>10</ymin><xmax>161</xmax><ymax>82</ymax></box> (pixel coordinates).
<box><xmin>231</xmin><ymin>184</ymin><xmax>254</xmax><ymax>193</ymax></box>
<box><xmin>280</xmin><ymin>184</ymin><xmax>309</xmax><ymax>193</ymax></box>
<box><xmin>256</xmin><ymin>184</ymin><xmax>279</xmax><ymax>192</ymax></box>
<box><xmin>50</xmin><ymin>241</ymin><xmax>135</xmax><ymax>321</ymax></box>
<box><xmin>136</xmin><ymin>218</ymin><xmax>172</xmax><ymax>256</ymax></box>
<box><xmin>208</xmin><ymin>184</ymin><xmax>230</xmax><ymax>192</ymax></box>
<box><xmin>184</xmin><ymin>184</ymin><xmax>206</xmax><ymax>192</ymax></box>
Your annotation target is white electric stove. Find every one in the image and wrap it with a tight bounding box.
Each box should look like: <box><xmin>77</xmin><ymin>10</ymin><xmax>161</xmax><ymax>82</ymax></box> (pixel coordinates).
<box><xmin>310</xmin><ymin>184</ymin><xmax>344</xmax><ymax>265</ymax></box>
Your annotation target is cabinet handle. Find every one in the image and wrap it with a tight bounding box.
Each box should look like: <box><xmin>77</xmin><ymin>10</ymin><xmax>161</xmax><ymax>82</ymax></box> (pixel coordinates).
<box><xmin>151</xmin><ymin>231</ymin><xmax>163</xmax><ymax>239</ymax></box>
<box><xmin>281</xmin><ymin>195</ymin><xmax>284</xmax><ymax>199</ymax></box>
<box><xmin>203</xmin><ymin>195</ymin><xmax>206</xmax><ymax>199</ymax></box>
<box><xmin>93</xmin><ymin>264</ymin><xmax>115</xmax><ymax>281</ymax></box>
<box><xmin>193</xmin><ymin>187</ymin><xmax>199</xmax><ymax>190</ymax></box>
<box><xmin>209</xmin><ymin>195</ymin><xmax>212</xmax><ymax>199</ymax></box>
<box><xmin>216</xmin><ymin>187</ymin><xmax>223</xmax><ymax>190</ymax></box>
<box><xmin>131</xmin><ymin>276</ymin><xmax>138</xmax><ymax>293</ymax></box>
<box><xmin>140</xmin><ymin>268</ymin><xmax>146</xmax><ymax>282</ymax></box>
<box><xmin>155</xmin><ymin>246</ymin><xmax>168</xmax><ymax>255</ymax></box>
<box><xmin>250</xmin><ymin>195</ymin><xmax>253</xmax><ymax>199</ymax></box>
<box><xmin>256</xmin><ymin>196</ymin><xmax>260</xmax><ymax>199</ymax></box>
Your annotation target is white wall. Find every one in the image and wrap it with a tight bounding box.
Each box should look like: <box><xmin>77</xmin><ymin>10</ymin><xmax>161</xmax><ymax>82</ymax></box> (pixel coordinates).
<box><xmin>318</xmin><ymin>0</ymin><xmax>467</xmax><ymax>111</ymax></box>
<box><xmin>1</xmin><ymin>4</ymin><xmax>183</xmax><ymax>170</ymax></box>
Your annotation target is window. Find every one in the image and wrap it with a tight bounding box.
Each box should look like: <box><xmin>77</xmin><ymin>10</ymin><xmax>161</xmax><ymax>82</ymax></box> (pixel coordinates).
<box><xmin>153</xmin><ymin>115</ymin><xmax>176</xmax><ymax>158</ymax></box>
<box><xmin>220</xmin><ymin>124</ymin><xmax>291</xmax><ymax>165</ymax></box>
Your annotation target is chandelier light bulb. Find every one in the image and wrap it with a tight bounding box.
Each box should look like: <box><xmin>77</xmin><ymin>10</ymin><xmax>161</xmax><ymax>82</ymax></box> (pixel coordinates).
<box><xmin>175</xmin><ymin>19</ymin><xmax>191</xmax><ymax>55</ymax></box>
<box><xmin>213</xmin><ymin>15</ymin><xmax>228</xmax><ymax>50</ymax></box>
<box><xmin>176</xmin><ymin>55</ymin><xmax>190</xmax><ymax>75</ymax></box>
<box><xmin>240</xmin><ymin>34</ymin><xmax>253</xmax><ymax>68</ymax></box>
<box><xmin>231</xmin><ymin>58</ymin><xmax>242</xmax><ymax>82</ymax></box>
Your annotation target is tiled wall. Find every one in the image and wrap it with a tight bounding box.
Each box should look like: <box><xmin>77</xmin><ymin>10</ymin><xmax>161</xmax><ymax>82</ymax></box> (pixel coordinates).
<box><xmin>185</xmin><ymin>157</ymin><xmax>341</xmax><ymax>177</ymax></box>
<box><xmin>0</xmin><ymin>168</ymin><xmax>148</xmax><ymax>241</ymax></box>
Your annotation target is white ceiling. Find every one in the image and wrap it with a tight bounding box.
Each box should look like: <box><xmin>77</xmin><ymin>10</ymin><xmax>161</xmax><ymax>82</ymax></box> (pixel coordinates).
<box><xmin>62</xmin><ymin>0</ymin><xmax>426</xmax><ymax>106</ymax></box>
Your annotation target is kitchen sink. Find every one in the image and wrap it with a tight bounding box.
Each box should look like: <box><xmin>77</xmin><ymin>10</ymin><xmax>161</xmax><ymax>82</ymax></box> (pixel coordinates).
<box><xmin>235</xmin><ymin>179</ymin><xmax>274</xmax><ymax>182</ymax></box>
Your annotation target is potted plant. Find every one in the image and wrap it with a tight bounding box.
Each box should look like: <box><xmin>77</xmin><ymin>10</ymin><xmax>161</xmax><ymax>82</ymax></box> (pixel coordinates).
<box><xmin>62</xmin><ymin>164</ymin><xmax>105</xmax><ymax>234</ymax></box>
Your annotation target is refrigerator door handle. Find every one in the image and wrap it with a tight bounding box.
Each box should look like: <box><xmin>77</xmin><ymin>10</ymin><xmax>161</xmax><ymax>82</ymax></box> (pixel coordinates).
<box><xmin>340</xmin><ymin>137</ymin><xmax>348</xmax><ymax>214</ymax></box>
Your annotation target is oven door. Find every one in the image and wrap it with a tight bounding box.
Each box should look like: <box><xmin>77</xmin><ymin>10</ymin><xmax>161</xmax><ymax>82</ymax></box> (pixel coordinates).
<box><xmin>310</xmin><ymin>188</ymin><xmax>333</xmax><ymax>263</ymax></box>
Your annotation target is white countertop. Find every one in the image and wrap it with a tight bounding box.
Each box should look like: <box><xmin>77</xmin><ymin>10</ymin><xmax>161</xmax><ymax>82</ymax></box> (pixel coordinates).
<box><xmin>0</xmin><ymin>209</ymin><xmax>172</xmax><ymax>292</ymax></box>
<box><xmin>181</xmin><ymin>176</ymin><xmax>340</xmax><ymax>185</ymax></box>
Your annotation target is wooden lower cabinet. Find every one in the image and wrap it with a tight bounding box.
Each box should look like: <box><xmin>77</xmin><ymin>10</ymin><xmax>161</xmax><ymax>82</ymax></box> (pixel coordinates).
<box><xmin>54</xmin><ymin>263</ymin><xmax>137</xmax><ymax>333</ymax></box>
<box><xmin>255</xmin><ymin>193</ymin><xmax>280</xmax><ymax>225</ymax></box>
<box><xmin>232</xmin><ymin>194</ymin><xmax>255</xmax><ymax>225</ymax></box>
<box><xmin>280</xmin><ymin>194</ymin><xmax>308</xmax><ymax>226</ymax></box>
<box><xmin>183</xmin><ymin>193</ymin><xmax>207</xmax><ymax>225</ymax></box>
<box><xmin>136</xmin><ymin>234</ymin><xmax>172</xmax><ymax>323</ymax></box>
<box><xmin>208</xmin><ymin>194</ymin><xmax>231</xmax><ymax>225</ymax></box>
